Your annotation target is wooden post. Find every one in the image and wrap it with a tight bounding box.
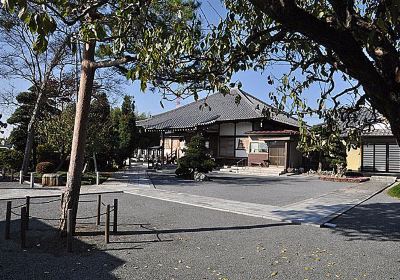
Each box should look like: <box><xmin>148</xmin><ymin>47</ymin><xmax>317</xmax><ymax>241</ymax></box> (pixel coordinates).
<box><xmin>96</xmin><ymin>172</ymin><xmax>100</xmax><ymax>186</ymax></box>
<box><xmin>20</xmin><ymin>206</ymin><xmax>26</xmax><ymax>248</ymax></box>
<box><xmin>25</xmin><ymin>196</ymin><xmax>30</xmax><ymax>230</ymax></box>
<box><xmin>105</xmin><ymin>204</ymin><xmax>110</xmax><ymax>244</ymax></box>
<box><xmin>30</xmin><ymin>173</ymin><xmax>34</xmax><ymax>188</ymax></box>
<box><xmin>5</xmin><ymin>201</ymin><xmax>11</xmax><ymax>240</ymax></box>
<box><xmin>60</xmin><ymin>193</ymin><xmax>64</xmax><ymax>208</ymax></box>
<box><xmin>113</xmin><ymin>199</ymin><xmax>118</xmax><ymax>234</ymax></box>
<box><xmin>19</xmin><ymin>170</ymin><xmax>23</xmax><ymax>184</ymax></box>
<box><xmin>67</xmin><ymin>209</ymin><xmax>72</xmax><ymax>252</ymax></box>
<box><xmin>10</xmin><ymin>169</ymin><xmax>14</xmax><ymax>182</ymax></box>
<box><xmin>96</xmin><ymin>195</ymin><xmax>101</xmax><ymax>226</ymax></box>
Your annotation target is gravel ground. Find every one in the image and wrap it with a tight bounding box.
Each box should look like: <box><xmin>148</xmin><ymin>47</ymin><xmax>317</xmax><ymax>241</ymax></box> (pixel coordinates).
<box><xmin>0</xmin><ymin>191</ymin><xmax>399</xmax><ymax>280</ymax></box>
<box><xmin>0</xmin><ymin>181</ymin><xmax>28</xmax><ymax>189</ymax></box>
<box><xmin>149</xmin><ymin>172</ymin><xmax>350</xmax><ymax>207</ymax></box>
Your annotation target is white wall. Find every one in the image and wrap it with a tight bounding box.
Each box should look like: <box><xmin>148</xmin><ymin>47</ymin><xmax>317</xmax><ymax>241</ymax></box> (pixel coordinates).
<box><xmin>219</xmin><ymin>123</ymin><xmax>235</xmax><ymax>136</ymax></box>
<box><xmin>235</xmin><ymin>122</ymin><xmax>252</xmax><ymax>135</ymax></box>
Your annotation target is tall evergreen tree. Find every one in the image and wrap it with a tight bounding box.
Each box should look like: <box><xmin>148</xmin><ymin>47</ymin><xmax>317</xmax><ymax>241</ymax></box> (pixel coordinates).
<box><xmin>3</xmin><ymin>0</ymin><xmax>213</xmax><ymax>234</ymax></box>
<box><xmin>110</xmin><ymin>95</ymin><xmax>137</xmax><ymax>168</ymax></box>
<box><xmin>119</xmin><ymin>96</ymin><xmax>137</xmax><ymax>159</ymax></box>
<box><xmin>7</xmin><ymin>87</ymin><xmax>60</xmax><ymax>168</ymax></box>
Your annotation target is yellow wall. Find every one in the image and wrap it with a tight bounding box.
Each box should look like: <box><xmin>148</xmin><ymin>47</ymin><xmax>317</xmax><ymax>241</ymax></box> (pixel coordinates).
<box><xmin>346</xmin><ymin>147</ymin><xmax>361</xmax><ymax>171</ymax></box>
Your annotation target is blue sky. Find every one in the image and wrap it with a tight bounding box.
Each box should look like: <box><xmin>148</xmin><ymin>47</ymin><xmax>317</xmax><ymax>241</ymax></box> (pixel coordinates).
<box><xmin>1</xmin><ymin>1</ymin><xmax>331</xmax><ymax>136</ymax></box>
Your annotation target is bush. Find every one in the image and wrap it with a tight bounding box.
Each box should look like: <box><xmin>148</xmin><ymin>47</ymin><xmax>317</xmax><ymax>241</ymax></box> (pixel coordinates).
<box><xmin>36</xmin><ymin>161</ymin><xmax>55</xmax><ymax>174</ymax></box>
<box><xmin>175</xmin><ymin>134</ymin><xmax>215</xmax><ymax>178</ymax></box>
<box><xmin>0</xmin><ymin>149</ymin><xmax>23</xmax><ymax>170</ymax></box>
<box><xmin>37</xmin><ymin>143</ymin><xmax>59</xmax><ymax>164</ymax></box>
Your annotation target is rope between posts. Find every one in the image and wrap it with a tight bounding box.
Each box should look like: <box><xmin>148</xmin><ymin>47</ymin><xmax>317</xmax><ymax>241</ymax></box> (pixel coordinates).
<box><xmin>76</xmin><ymin>209</ymin><xmax>114</xmax><ymax>220</ymax></box>
<box><xmin>30</xmin><ymin>198</ymin><xmax>61</xmax><ymax>205</ymax></box>
<box><xmin>11</xmin><ymin>210</ymin><xmax>113</xmax><ymax>221</ymax></box>
<box><xmin>11</xmin><ymin>203</ymin><xmax>26</xmax><ymax>209</ymax></box>
<box><xmin>101</xmin><ymin>202</ymin><xmax>115</xmax><ymax>209</ymax></box>
<box><xmin>30</xmin><ymin>216</ymin><xmax>66</xmax><ymax>221</ymax></box>
<box><xmin>10</xmin><ymin>210</ymin><xmax>22</xmax><ymax>216</ymax></box>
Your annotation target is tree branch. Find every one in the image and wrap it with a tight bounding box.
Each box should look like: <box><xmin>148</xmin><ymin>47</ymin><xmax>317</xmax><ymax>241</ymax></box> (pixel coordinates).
<box><xmin>92</xmin><ymin>55</ymin><xmax>137</xmax><ymax>69</ymax></box>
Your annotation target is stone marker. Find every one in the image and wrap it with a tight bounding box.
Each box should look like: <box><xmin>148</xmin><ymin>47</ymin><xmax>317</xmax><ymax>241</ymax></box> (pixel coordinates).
<box><xmin>42</xmin><ymin>173</ymin><xmax>63</xmax><ymax>187</ymax></box>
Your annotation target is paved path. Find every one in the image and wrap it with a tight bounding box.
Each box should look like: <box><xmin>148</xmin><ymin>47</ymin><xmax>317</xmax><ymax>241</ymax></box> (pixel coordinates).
<box><xmin>0</xmin><ymin>168</ymin><xmax>394</xmax><ymax>226</ymax></box>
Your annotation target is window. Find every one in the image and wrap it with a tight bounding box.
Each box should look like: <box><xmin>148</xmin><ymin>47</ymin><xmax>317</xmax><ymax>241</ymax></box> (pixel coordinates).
<box><xmin>249</xmin><ymin>142</ymin><xmax>268</xmax><ymax>153</ymax></box>
<box><xmin>219</xmin><ymin>137</ymin><xmax>235</xmax><ymax>157</ymax></box>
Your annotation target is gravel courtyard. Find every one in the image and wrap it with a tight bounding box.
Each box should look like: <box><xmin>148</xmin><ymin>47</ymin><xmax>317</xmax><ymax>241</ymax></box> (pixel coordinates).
<box><xmin>0</xmin><ymin>190</ymin><xmax>399</xmax><ymax>280</ymax></box>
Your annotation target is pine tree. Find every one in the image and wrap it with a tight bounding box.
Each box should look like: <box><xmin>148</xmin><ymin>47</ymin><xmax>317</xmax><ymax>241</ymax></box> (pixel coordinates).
<box><xmin>175</xmin><ymin>134</ymin><xmax>215</xmax><ymax>178</ymax></box>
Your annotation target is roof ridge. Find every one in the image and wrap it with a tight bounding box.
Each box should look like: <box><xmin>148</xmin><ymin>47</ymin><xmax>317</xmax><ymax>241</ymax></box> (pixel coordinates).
<box><xmin>237</xmin><ymin>88</ymin><xmax>299</xmax><ymax>123</ymax></box>
<box><xmin>141</xmin><ymin>90</ymin><xmax>240</xmax><ymax>121</ymax></box>
<box><xmin>142</xmin><ymin>93</ymin><xmax>216</xmax><ymax>121</ymax></box>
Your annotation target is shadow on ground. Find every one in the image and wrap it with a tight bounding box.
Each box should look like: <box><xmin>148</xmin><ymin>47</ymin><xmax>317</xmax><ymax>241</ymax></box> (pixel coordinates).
<box><xmin>75</xmin><ymin>222</ymin><xmax>295</xmax><ymax>237</ymax></box>
<box><xmin>270</xmin><ymin>201</ymin><xmax>400</xmax><ymax>242</ymax></box>
<box><xmin>330</xmin><ymin>202</ymin><xmax>400</xmax><ymax>242</ymax></box>
<box><xmin>0</xmin><ymin>218</ymin><xmax>125</xmax><ymax>279</ymax></box>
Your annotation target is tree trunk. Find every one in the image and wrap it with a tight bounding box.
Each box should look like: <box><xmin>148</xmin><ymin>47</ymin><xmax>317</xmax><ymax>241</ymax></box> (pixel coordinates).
<box><xmin>318</xmin><ymin>151</ymin><xmax>323</xmax><ymax>172</ymax></box>
<box><xmin>21</xmin><ymin>94</ymin><xmax>45</xmax><ymax>175</ymax></box>
<box><xmin>59</xmin><ymin>41</ymin><xmax>96</xmax><ymax>235</ymax></box>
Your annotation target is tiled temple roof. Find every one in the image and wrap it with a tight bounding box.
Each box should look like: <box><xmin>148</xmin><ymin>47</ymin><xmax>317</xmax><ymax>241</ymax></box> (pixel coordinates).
<box><xmin>137</xmin><ymin>88</ymin><xmax>299</xmax><ymax>131</ymax></box>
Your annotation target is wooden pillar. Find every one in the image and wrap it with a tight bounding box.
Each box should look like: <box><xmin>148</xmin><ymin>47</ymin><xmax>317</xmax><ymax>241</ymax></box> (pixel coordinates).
<box><xmin>113</xmin><ymin>199</ymin><xmax>118</xmax><ymax>234</ymax></box>
<box><xmin>96</xmin><ymin>195</ymin><xmax>101</xmax><ymax>226</ymax></box>
<box><xmin>147</xmin><ymin>148</ymin><xmax>150</xmax><ymax>169</ymax></box>
<box><xmin>20</xmin><ymin>207</ymin><xmax>26</xmax><ymax>248</ymax></box>
<box><xmin>25</xmin><ymin>196</ymin><xmax>30</xmax><ymax>230</ymax></box>
<box><xmin>284</xmin><ymin>141</ymin><xmax>289</xmax><ymax>171</ymax></box>
<box><xmin>105</xmin><ymin>204</ymin><xmax>110</xmax><ymax>244</ymax></box>
<box><xmin>161</xmin><ymin>132</ymin><xmax>165</xmax><ymax>167</ymax></box>
<box><xmin>5</xmin><ymin>201</ymin><xmax>11</xmax><ymax>240</ymax></box>
<box><xmin>67</xmin><ymin>209</ymin><xmax>73</xmax><ymax>252</ymax></box>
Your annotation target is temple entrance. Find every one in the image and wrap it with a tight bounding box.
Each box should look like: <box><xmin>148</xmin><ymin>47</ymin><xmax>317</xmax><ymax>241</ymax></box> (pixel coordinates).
<box><xmin>268</xmin><ymin>141</ymin><xmax>286</xmax><ymax>167</ymax></box>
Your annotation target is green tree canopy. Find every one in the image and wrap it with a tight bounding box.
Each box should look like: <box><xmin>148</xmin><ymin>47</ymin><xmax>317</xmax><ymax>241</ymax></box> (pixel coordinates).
<box><xmin>7</xmin><ymin>87</ymin><xmax>60</xmax><ymax>152</ymax></box>
<box><xmin>197</xmin><ymin>0</ymin><xmax>400</xmax><ymax>145</ymax></box>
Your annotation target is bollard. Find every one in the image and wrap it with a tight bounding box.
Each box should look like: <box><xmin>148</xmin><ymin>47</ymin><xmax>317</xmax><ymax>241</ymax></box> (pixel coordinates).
<box><xmin>67</xmin><ymin>209</ymin><xmax>73</xmax><ymax>252</ymax></box>
<box><xmin>10</xmin><ymin>169</ymin><xmax>14</xmax><ymax>182</ymax></box>
<box><xmin>20</xmin><ymin>207</ymin><xmax>26</xmax><ymax>248</ymax></box>
<box><xmin>113</xmin><ymin>199</ymin><xmax>118</xmax><ymax>234</ymax></box>
<box><xmin>1</xmin><ymin>168</ymin><xmax>5</xmax><ymax>180</ymax></box>
<box><xmin>5</xmin><ymin>201</ymin><xmax>11</xmax><ymax>240</ymax></box>
<box><xmin>96</xmin><ymin>172</ymin><xmax>100</xmax><ymax>186</ymax></box>
<box><xmin>19</xmin><ymin>171</ymin><xmax>23</xmax><ymax>184</ymax></box>
<box><xmin>96</xmin><ymin>195</ymin><xmax>101</xmax><ymax>226</ymax></box>
<box><xmin>30</xmin><ymin>173</ymin><xmax>34</xmax><ymax>188</ymax></box>
<box><xmin>25</xmin><ymin>196</ymin><xmax>30</xmax><ymax>230</ymax></box>
<box><xmin>105</xmin><ymin>204</ymin><xmax>110</xmax><ymax>244</ymax></box>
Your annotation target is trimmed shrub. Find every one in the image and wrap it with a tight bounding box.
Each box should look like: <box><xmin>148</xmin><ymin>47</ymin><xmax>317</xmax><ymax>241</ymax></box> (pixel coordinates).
<box><xmin>175</xmin><ymin>134</ymin><xmax>215</xmax><ymax>179</ymax></box>
<box><xmin>36</xmin><ymin>161</ymin><xmax>55</xmax><ymax>174</ymax></box>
